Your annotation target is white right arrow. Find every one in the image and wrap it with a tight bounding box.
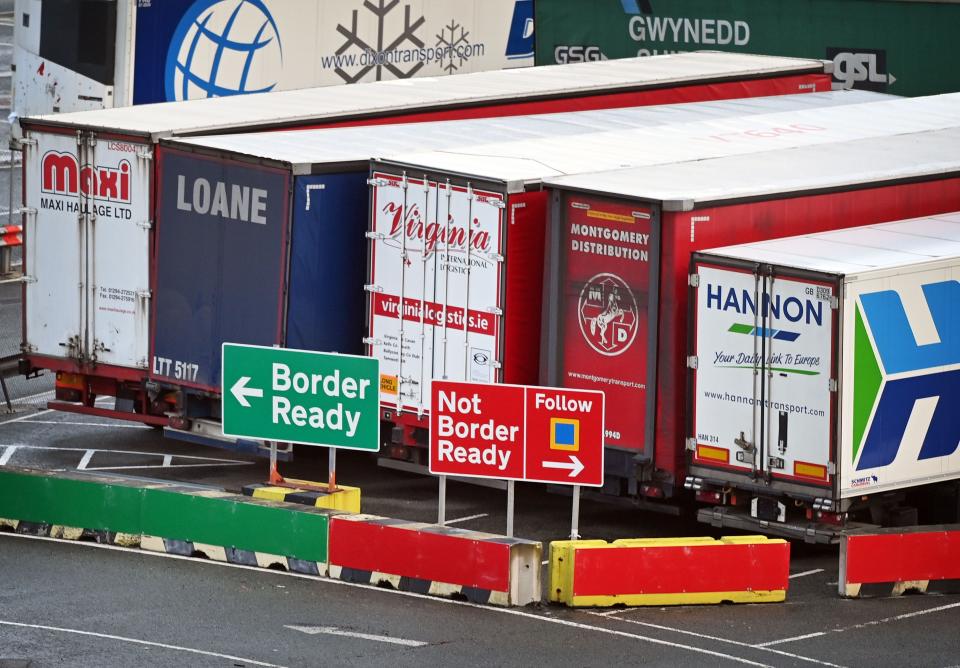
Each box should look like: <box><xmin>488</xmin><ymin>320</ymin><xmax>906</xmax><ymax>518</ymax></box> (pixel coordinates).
<box><xmin>230</xmin><ymin>376</ymin><xmax>263</xmax><ymax>408</ymax></box>
<box><xmin>542</xmin><ymin>455</ymin><xmax>584</xmax><ymax>478</ymax></box>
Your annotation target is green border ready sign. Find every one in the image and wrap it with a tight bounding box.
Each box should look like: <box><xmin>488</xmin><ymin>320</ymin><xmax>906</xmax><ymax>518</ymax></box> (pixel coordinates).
<box><xmin>222</xmin><ymin>343</ymin><xmax>380</xmax><ymax>450</ymax></box>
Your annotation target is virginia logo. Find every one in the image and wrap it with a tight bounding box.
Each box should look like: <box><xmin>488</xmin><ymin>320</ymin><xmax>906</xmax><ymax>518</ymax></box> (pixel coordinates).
<box><xmin>853</xmin><ymin>280</ymin><xmax>960</xmax><ymax>471</ymax></box>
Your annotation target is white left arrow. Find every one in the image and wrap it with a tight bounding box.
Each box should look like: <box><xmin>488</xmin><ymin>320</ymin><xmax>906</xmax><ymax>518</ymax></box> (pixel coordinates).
<box><xmin>230</xmin><ymin>376</ymin><xmax>263</xmax><ymax>408</ymax></box>
<box><xmin>542</xmin><ymin>455</ymin><xmax>584</xmax><ymax>478</ymax></box>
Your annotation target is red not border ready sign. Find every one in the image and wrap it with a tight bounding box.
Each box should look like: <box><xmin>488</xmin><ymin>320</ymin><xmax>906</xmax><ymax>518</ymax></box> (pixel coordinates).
<box><xmin>429</xmin><ymin>380</ymin><xmax>604</xmax><ymax>486</ymax></box>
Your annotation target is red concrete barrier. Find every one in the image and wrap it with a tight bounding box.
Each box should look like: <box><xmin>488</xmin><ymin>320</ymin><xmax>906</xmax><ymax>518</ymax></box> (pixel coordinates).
<box><xmin>550</xmin><ymin>536</ymin><xmax>790</xmax><ymax>606</ymax></box>
<box><xmin>840</xmin><ymin>525</ymin><xmax>960</xmax><ymax>597</ymax></box>
<box><xmin>328</xmin><ymin>514</ymin><xmax>540</xmax><ymax>606</ymax></box>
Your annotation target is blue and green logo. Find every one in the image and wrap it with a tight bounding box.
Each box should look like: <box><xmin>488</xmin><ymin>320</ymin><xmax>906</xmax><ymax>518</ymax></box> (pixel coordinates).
<box><xmin>853</xmin><ymin>280</ymin><xmax>960</xmax><ymax>471</ymax></box>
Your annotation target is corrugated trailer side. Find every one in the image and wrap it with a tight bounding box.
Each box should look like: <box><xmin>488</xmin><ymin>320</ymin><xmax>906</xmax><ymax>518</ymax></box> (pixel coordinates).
<box><xmin>542</xmin><ymin>127</ymin><xmax>960</xmax><ymax>508</ymax></box>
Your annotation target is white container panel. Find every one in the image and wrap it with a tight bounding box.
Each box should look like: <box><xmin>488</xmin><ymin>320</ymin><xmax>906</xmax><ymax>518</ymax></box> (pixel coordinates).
<box><xmin>24</xmin><ymin>131</ymin><xmax>86</xmax><ymax>360</ymax></box>
<box><xmin>839</xmin><ymin>263</ymin><xmax>960</xmax><ymax>497</ymax></box>
<box><xmin>88</xmin><ymin>138</ymin><xmax>151</xmax><ymax>369</ymax></box>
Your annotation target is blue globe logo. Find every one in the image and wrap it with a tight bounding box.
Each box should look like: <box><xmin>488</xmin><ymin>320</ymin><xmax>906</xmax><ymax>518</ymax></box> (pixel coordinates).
<box><xmin>165</xmin><ymin>0</ymin><xmax>283</xmax><ymax>102</ymax></box>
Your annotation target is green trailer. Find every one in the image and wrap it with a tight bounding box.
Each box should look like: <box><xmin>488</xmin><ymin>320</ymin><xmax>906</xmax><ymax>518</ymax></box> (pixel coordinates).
<box><xmin>535</xmin><ymin>0</ymin><xmax>960</xmax><ymax>96</ymax></box>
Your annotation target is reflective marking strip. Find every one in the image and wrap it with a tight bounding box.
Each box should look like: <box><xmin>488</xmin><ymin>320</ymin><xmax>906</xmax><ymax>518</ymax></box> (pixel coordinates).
<box><xmin>696</xmin><ymin>444</ymin><xmax>729</xmax><ymax>463</ymax></box>
<box><xmin>793</xmin><ymin>461</ymin><xmax>828</xmax><ymax>480</ymax></box>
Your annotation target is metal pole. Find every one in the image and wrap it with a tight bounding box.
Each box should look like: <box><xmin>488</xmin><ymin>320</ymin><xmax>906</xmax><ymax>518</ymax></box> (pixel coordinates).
<box><xmin>506</xmin><ymin>479</ymin><xmax>515</xmax><ymax>537</ymax></box>
<box><xmin>438</xmin><ymin>475</ymin><xmax>447</xmax><ymax>526</ymax></box>
<box><xmin>570</xmin><ymin>485</ymin><xmax>581</xmax><ymax>540</ymax></box>
<box><xmin>328</xmin><ymin>447</ymin><xmax>337</xmax><ymax>492</ymax></box>
<box><xmin>269</xmin><ymin>440</ymin><xmax>278</xmax><ymax>484</ymax></box>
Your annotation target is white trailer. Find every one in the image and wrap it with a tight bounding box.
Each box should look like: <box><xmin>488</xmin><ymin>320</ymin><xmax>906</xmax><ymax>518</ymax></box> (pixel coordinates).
<box><xmin>11</xmin><ymin>0</ymin><xmax>534</xmax><ymax>118</ymax></box>
<box><xmin>689</xmin><ymin>214</ymin><xmax>960</xmax><ymax>539</ymax></box>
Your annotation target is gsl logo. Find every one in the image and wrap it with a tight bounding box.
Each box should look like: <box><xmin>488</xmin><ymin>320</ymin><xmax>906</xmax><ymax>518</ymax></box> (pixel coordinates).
<box><xmin>827</xmin><ymin>47</ymin><xmax>896</xmax><ymax>92</ymax></box>
<box><xmin>165</xmin><ymin>0</ymin><xmax>283</xmax><ymax>102</ymax></box>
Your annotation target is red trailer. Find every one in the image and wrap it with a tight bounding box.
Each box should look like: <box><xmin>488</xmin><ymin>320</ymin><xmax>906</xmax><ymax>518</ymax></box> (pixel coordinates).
<box><xmin>540</xmin><ymin>126</ymin><xmax>960</xmax><ymax>504</ymax></box>
<box><xmin>366</xmin><ymin>93</ymin><xmax>960</xmax><ymax>470</ymax></box>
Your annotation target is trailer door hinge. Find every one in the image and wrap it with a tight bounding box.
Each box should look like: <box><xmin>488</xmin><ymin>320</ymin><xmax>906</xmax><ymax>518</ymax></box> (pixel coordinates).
<box><xmin>362</xmin><ymin>337</ymin><xmax>381</xmax><ymax>346</ymax></box>
<box><xmin>18</xmin><ymin>137</ymin><xmax>37</xmax><ymax>147</ymax></box>
<box><xmin>364</xmin><ymin>284</ymin><xmax>383</xmax><ymax>293</ymax></box>
<box><xmin>136</xmin><ymin>148</ymin><xmax>152</xmax><ymax>161</ymax></box>
<box><xmin>137</xmin><ymin>289</ymin><xmax>151</xmax><ymax>300</ymax></box>
<box><xmin>365</xmin><ymin>231</ymin><xmax>385</xmax><ymax>240</ymax></box>
<box><xmin>366</xmin><ymin>177</ymin><xmax>391</xmax><ymax>187</ymax></box>
<box><xmin>687</xmin><ymin>356</ymin><xmax>698</xmax><ymax>369</ymax></box>
<box><xmin>484</xmin><ymin>306</ymin><xmax>503</xmax><ymax>316</ymax></box>
<box><xmin>827</xmin><ymin>462</ymin><xmax>837</xmax><ymax>475</ymax></box>
<box><xmin>19</xmin><ymin>207</ymin><xmax>37</xmax><ymax>219</ymax></box>
<box><xmin>136</xmin><ymin>220</ymin><xmax>153</xmax><ymax>230</ymax></box>
<box><xmin>685</xmin><ymin>437</ymin><xmax>696</xmax><ymax>452</ymax></box>
<box><xmin>688</xmin><ymin>273</ymin><xmax>700</xmax><ymax>288</ymax></box>
<box><xmin>828</xmin><ymin>378</ymin><xmax>838</xmax><ymax>392</ymax></box>
<box><xmin>21</xmin><ymin>275</ymin><xmax>37</xmax><ymax>284</ymax></box>
<box><xmin>830</xmin><ymin>296</ymin><xmax>839</xmax><ymax>309</ymax></box>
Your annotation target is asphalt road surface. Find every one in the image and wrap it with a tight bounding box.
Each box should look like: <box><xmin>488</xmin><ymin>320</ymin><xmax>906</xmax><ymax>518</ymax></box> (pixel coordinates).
<box><xmin>1</xmin><ymin>532</ymin><xmax>959</xmax><ymax>667</ymax></box>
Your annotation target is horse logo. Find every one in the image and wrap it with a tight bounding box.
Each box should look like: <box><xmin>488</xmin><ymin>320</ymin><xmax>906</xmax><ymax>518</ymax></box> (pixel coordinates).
<box><xmin>578</xmin><ymin>273</ymin><xmax>639</xmax><ymax>356</ymax></box>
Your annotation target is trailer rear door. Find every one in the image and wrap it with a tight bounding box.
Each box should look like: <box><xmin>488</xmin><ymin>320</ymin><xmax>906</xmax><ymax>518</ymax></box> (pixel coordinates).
<box><xmin>24</xmin><ymin>130</ymin><xmax>85</xmax><ymax>361</ymax></box>
<box><xmin>690</xmin><ymin>260</ymin><xmax>837</xmax><ymax>490</ymax></box>
<box><xmin>368</xmin><ymin>171</ymin><xmax>504</xmax><ymax>416</ymax></box>
<box><xmin>87</xmin><ymin>135</ymin><xmax>151</xmax><ymax>369</ymax></box>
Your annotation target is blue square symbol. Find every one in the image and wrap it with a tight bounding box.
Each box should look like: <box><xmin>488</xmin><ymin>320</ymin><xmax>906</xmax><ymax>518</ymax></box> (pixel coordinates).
<box><xmin>555</xmin><ymin>422</ymin><xmax>576</xmax><ymax>446</ymax></box>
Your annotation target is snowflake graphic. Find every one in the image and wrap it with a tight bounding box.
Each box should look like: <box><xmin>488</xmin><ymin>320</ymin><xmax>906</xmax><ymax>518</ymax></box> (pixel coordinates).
<box><xmin>435</xmin><ymin>20</ymin><xmax>471</xmax><ymax>74</ymax></box>
<box><xmin>334</xmin><ymin>0</ymin><xmax>425</xmax><ymax>83</ymax></box>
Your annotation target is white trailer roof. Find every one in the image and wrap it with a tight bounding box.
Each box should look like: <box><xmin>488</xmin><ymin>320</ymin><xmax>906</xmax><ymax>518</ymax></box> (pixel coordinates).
<box><xmin>19</xmin><ymin>52</ymin><xmax>827</xmax><ymax>140</ymax></box>
<box><xmin>544</xmin><ymin>126</ymin><xmax>960</xmax><ymax>210</ymax></box>
<box><xmin>699</xmin><ymin>212</ymin><xmax>960</xmax><ymax>275</ymax></box>
<box><xmin>378</xmin><ymin>93</ymin><xmax>960</xmax><ymax>188</ymax></box>
<box><xmin>168</xmin><ymin>90</ymin><xmax>887</xmax><ymax>171</ymax></box>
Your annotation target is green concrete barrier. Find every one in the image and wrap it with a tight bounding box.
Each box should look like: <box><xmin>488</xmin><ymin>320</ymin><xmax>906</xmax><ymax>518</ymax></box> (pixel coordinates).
<box><xmin>0</xmin><ymin>467</ymin><xmax>333</xmax><ymax>571</ymax></box>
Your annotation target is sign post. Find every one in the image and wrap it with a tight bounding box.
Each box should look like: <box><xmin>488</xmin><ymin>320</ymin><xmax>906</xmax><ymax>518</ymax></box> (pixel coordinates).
<box><xmin>430</xmin><ymin>380</ymin><xmax>604</xmax><ymax>536</ymax></box>
<box><xmin>222</xmin><ymin>343</ymin><xmax>380</xmax><ymax>486</ymax></box>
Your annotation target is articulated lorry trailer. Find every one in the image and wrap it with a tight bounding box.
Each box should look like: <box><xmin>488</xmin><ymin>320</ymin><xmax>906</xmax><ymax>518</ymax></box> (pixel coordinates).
<box><xmin>535</xmin><ymin>0</ymin><xmax>960</xmax><ymax>97</ymax></box>
<box><xmin>12</xmin><ymin>0</ymin><xmax>535</xmax><ymax>117</ymax></box>
<box><xmin>540</xmin><ymin>125</ymin><xmax>960</xmax><ymax>512</ymax></box>
<box><xmin>367</xmin><ymin>93</ymin><xmax>960</xmax><ymax>470</ymax></box>
<box><xmin>150</xmin><ymin>90</ymin><xmax>882</xmax><ymax>451</ymax></box>
<box><xmin>688</xmin><ymin>214</ymin><xmax>960</xmax><ymax>542</ymax></box>
<box><xmin>18</xmin><ymin>52</ymin><xmax>833</xmax><ymax>442</ymax></box>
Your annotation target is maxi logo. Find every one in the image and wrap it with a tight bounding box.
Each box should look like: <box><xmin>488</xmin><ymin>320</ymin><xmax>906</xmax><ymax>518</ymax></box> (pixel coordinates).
<box><xmin>854</xmin><ymin>280</ymin><xmax>960</xmax><ymax>471</ymax></box>
<box><xmin>41</xmin><ymin>152</ymin><xmax>132</xmax><ymax>204</ymax></box>
<box><xmin>165</xmin><ymin>0</ymin><xmax>283</xmax><ymax>101</ymax></box>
